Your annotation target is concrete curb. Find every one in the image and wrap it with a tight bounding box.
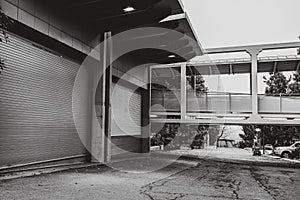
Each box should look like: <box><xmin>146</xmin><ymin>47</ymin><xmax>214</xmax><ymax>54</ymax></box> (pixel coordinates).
<box><xmin>176</xmin><ymin>154</ymin><xmax>300</xmax><ymax>169</ymax></box>
<box><xmin>0</xmin><ymin>163</ymin><xmax>102</xmax><ymax>181</ymax></box>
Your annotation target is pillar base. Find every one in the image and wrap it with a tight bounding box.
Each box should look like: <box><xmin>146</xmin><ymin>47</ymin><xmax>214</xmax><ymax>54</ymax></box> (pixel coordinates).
<box><xmin>247</xmin><ymin>114</ymin><xmax>263</xmax><ymax>123</ymax></box>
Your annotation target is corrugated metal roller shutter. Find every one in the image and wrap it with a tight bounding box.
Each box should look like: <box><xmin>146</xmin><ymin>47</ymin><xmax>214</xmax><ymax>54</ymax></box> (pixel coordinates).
<box><xmin>111</xmin><ymin>83</ymin><xmax>142</xmax><ymax>155</ymax></box>
<box><xmin>111</xmin><ymin>83</ymin><xmax>142</xmax><ymax>136</ymax></box>
<box><xmin>0</xmin><ymin>33</ymin><xmax>87</xmax><ymax>167</ymax></box>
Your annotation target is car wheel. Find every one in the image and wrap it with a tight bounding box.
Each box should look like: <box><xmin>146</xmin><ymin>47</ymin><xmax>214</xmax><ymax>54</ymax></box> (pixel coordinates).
<box><xmin>281</xmin><ymin>152</ymin><xmax>291</xmax><ymax>159</ymax></box>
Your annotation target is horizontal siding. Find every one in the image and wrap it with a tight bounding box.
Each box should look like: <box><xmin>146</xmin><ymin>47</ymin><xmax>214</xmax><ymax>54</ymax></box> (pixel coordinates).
<box><xmin>0</xmin><ymin>33</ymin><xmax>88</xmax><ymax>167</ymax></box>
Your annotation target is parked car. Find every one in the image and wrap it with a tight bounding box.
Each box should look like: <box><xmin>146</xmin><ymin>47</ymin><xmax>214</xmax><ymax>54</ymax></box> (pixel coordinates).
<box><xmin>274</xmin><ymin>141</ymin><xmax>300</xmax><ymax>158</ymax></box>
<box><xmin>263</xmin><ymin>144</ymin><xmax>274</xmax><ymax>155</ymax></box>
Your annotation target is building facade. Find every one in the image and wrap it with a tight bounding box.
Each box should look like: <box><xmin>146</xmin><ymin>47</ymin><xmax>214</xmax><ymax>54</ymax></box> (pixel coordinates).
<box><xmin>0</xmin><ymin>0</ymin><xmax>202</xmax><ymax>168</ymax></box>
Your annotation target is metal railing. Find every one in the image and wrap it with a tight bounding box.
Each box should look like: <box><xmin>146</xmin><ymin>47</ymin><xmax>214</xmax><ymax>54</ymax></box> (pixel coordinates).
<box><xmin>151</xmin><ymin>90</ymin><xmax>300</xmax><ymax>115</ymax></box>
<box><xmin>151</xmin><ymin>89</ymin><xmax>181</xmax><ymax>112</ymax></box>
<box><xmin>186</xmin><ymin>91</ymin><xmax>252</xmax><ymax>113</ymax></box>
<box><xmin>259</xmin><ymin>94</ymin><xmax>300</xmax><ymax>114</ymax></box>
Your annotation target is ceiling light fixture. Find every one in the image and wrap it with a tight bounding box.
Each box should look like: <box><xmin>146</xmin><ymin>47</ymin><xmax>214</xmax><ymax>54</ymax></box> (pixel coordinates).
<box><xmin>168</xmin><ymin>55</ymin><xmax>176</xmax><ymax>58</ymax></box>
<box><xmin>123</xmin><ymin>6</ymin><xmax>135</xmax><ymax>12</ymax></box>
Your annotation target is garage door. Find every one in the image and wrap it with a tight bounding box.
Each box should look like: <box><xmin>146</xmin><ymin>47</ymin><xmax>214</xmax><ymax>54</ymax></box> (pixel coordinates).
<box><xmin>0</xmin><ymin>33</ymin><xmax>87</xmax><ymax>167</ymax></box>
<box><xmin>111</xmin><ymin>82</ymin><xmax>142</xmax><ymax>155</ymax></box>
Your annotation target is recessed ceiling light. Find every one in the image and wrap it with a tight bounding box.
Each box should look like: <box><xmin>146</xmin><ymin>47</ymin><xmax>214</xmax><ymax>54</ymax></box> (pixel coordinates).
<box><xmin>123</xmin><ymin>6</ymin><xmax>135</xmax><ymax>12</ymax></box>
<box><xmin>168</xmin><ymin>55</ymin><xmax>176</xmax><ymax>58</ymax></box>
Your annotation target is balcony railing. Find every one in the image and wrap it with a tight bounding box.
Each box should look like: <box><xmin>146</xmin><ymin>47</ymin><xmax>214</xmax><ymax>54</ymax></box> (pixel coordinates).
<box><xmin>151</xmin><ymin>89</ymin><xmax>181</xmax><ymax>112</ymax></box>
<box><xmin>186</xmin><ymin>92</ymin><xmax>251</xmax><ymax>113</ymax></box>
<box><xmin>151</xmin><ymin>90</ymin><xmax>300</xmax><ymax>115</ymax></box>
<box><xmin>258</xmin><ymin>94</ymin><xmax>300</xmax><ymax>114</ymax></box>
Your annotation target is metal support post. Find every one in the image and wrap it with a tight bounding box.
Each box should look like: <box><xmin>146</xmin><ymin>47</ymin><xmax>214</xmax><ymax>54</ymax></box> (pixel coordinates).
<box><xmin>247</xmin><ymin>48</ymin><xmax>262</xmax><ymax>120</ymax></box>
<box><xmin>103</xmin><ymin>31</ymin><xmax>113</xmax><ymax>163</ymax></box>
<box><xmin>180</xmin><ymin>63</ymin><xmax>187</xmax><ymax>120</ymax></box>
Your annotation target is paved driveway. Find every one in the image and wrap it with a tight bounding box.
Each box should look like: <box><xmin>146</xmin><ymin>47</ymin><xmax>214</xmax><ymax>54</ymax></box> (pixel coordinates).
<box><xmin>166</xmin><ymin>147</ymin><xmax>300</xmax><ymax>166</ymax></box>
<box><xmin>1</xmin><ymin>158</ymin><xmax>299</xmax><ymax>200</ymax></box>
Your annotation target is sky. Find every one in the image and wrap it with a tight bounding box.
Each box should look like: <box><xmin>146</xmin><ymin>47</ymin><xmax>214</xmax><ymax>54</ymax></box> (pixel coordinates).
<box><xmin>181</xmin><ymin>0</ymin><xmax>300</xmax><ymax>94</ymax></box>
<box><xmin>182</xmin><ymin>0</ymin><xmax>300</xmax><ymax>48</ymax></box>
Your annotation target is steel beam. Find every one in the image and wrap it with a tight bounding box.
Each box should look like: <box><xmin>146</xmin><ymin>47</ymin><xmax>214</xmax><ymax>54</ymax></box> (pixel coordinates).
<box><xmin>229</xmin><ymin>64</ymin><xmax>233</xmax><ymax>75</ymax></box>
<box><xmin>296</xmin><ymin>61</ymin><xmax>300</xmax><ymax>72</ymax></box>
<box><xmin>180</xmin><ymin>63</ymin><xmax>187</xmax><ymax>120</ymax></box>
<box><xmin>273</xmin><ymin>61</ymin><xmax>277</xmax><ymax>74</ymax></box>
<box><xmin>150</xmin><ymin>118</ymin><xmax>300</xmax><ymax>126</ymax></box>
<box><xmin>103</xmin><ymin>32</ymin><xmax>112</xmax><ymax>163</ymax></box>
<box><xmin>205</xmin><ymin>41</ymin><xmax>300</xmax><ymax>54</ymax></box>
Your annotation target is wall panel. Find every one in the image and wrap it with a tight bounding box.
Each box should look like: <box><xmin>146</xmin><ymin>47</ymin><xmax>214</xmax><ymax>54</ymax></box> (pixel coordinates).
<box><xmin>0</xmin><ymin>33</ymin><xmax>87</xmax><ymax>167</ymax></box>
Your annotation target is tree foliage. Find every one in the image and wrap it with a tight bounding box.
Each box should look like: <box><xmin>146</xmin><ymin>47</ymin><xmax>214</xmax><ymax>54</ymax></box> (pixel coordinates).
<box><xmin>263</xmin><ymin>72</ymin><xmax>291</xmax><ymax>95</ymax></box>
<box><xmin>241</xmin><ymin>125</ymin><xmax>300</xmax><ymax>147</ymax></box>
<box><xmin>240</xmin><ymin>72</ymin><xmax>300</xmax><ymax>147</ymax></box>
<box><xmin>240</xmin><ymin>125</ymin><xmax>256</xmax><ymax>147</ymax></box>
<box><xmin>186</xmin><ymin>75</ymin><xmax>208</xmax><ymax>96</ymax></box>
<box><xmin>289</xmin><ymin>72</ymin><xmax>300</xmax><ymax>95</ymax></box>
<box><xmin>263</xmin><ymin>71</ymin><xmax>300</xmax><ymax>96</ymax></box>
<box><xmin>0</xmin><ymin>6</ymin><xmax>13</xmax><ymax>74</ymax></box>
<box><xmin>190</xmin><ymin>125</ymin><xmax>209</xmax><ymax>148</ymax></box>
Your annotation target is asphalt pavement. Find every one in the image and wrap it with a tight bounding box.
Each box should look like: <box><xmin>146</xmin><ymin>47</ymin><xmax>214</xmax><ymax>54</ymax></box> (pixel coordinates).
<box><xmin>1</xmin><ymin>156</ymin><xmax>299</xmax><ymax>200</ymax></box>
<box><xmin>163</xmin><ymin>146</ymin><xmax>300</xmax><ymax>167</ymax></box>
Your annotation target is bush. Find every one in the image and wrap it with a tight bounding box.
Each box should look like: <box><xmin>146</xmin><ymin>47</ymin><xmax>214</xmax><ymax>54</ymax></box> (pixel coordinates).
<box><xmin>190</xmin><ymin>132</ymin><xmax>205</xmax><ymax>149</ymax></box>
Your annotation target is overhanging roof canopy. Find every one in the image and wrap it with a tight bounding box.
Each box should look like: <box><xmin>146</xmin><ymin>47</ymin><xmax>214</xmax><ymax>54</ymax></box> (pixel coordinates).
<box><xmin>56</xmin><ymin>0</ymin><xmax>183</xmax><ymax>32</ymax></box>
<box><xmin>53</xmin><ymin>0</ymin><xmax>202</xmax><ymax>63</ymax></box>
<box><xmin>114</xmin><ymin>13</ymin><xmax>203</xmax><ymax>64</ymax></box>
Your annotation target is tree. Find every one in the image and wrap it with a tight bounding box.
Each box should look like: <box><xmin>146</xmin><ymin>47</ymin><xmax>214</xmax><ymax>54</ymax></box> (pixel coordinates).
<box><xmin>187</xmin><ymin>74</ymin><xmax>208</xmax><ymax>96</ymax></box>
<box><xmin>261</xmin><ymin>72</ymin><xmax>300</xmax><ymax>145</ymax></box>
<box><xmin>289</xmin><ymin>72</ymin><xmax>300</xmax><ymax>95</ymax></box>
<box><xmin>240</xmin><ymin>125</ymin><xmax>285</xmax><ymax>147</ymax></box>
<box><xmin>0</xmin><ymin>6</ymin><xmax>13</xmax><ymax>74</ymax></box>
<box><xmin>263</xmin><ymin>72</ymin><xmax>291</xmax><ymax>96</ymax></box>
<box><xmin>151</xmin><ymin>123</ymin><xmax>181</xmax><ymax>148</ymax></box>
<box><xmin>240</xmin><ymin>72</ymin><xmax>300</xmax><ymax>147</ymax></box>
<box><xmin>240</xmin><ymin>125</ymin><xmax>256</xmax><ymax>147</ymax></box>
<box><xmin>190</xmin><ymin>125</ymin><xmax>208</xmax><ymax>149</ymax></box>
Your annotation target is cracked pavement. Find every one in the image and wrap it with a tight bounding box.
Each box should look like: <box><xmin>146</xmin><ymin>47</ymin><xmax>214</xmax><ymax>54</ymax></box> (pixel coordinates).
<box><xmin>0</xmin><ymin>158</ymin><xmax>299</xmax><ymax>200</ymax></box>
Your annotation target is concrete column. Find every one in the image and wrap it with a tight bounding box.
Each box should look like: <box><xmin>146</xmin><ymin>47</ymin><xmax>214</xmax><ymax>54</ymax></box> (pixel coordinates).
<box><xmin>141</xmin><ymin>88</ymin><xmax>150</xmax><ymax>153</ymax></box>
<box><xmin>91</xmin><ymin>32</ymin><xmax>112</xmax><ymax>163</ymax></box>
<box><xmin>103</xmin><ymin>31</ymin><xmax>113</xmax><ymax>163</ymax></box>
<box><xmin>91</xmin><ymin>35</ymin><xmax>105</xmax><ymax>163</ymax></box>
<box><xmin>246</xmin><ymin>48</ymin><xmax>262</xmax><ymax>120</ymax></box>
<box><xmin>180</xmin><ymin>63</ymin><xmax>187</xmax><ymax>120</ymax></box>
